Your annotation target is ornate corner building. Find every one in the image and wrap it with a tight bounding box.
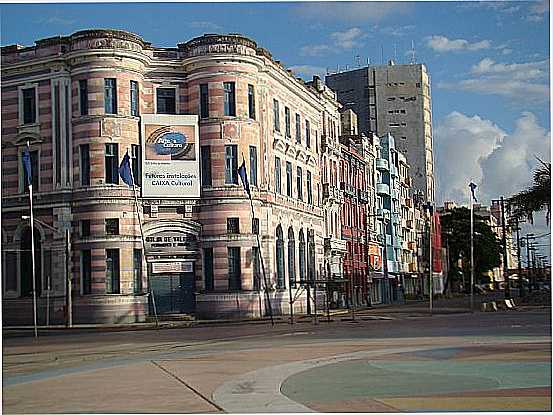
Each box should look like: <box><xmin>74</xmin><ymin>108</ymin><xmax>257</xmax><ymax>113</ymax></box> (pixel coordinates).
<box><xmin>1</xmin><ymin>30</ymin><xmax>343</xmax><ymax>324</ymax></box>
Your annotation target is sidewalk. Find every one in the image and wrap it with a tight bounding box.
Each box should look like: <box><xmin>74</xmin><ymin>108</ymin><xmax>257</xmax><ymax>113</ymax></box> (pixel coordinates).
<box><xmin>4</xmin><ymin>294</ymin><xmax>537</xmax><ymax>336</ymax></box>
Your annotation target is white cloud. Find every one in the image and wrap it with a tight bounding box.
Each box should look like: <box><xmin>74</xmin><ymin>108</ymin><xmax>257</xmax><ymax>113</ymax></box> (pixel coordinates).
<box><xmin>189</xmin><ymin>21</ymin><xmax>222</xmax><ymax>32</ymax></box>
<box><xmin>439</xmin><ymin>58</ymin><xmax>550</xmax><ymax>104</ymax></box>
<box><xmin>289</xmin><ymin>65</ymin><xmax>327</xmax><ymax>79</ymax></box>
<box><xmin>426</xmin><ymin>35</ymin><xmax>491</xmax><ymax>52</ymax></box>
<box><xmin>379</xmin><ymin>25</ymin><xmax>416</xmax><ymax>37</ymax></box>
<box><xmin>501</xmin><ymin>48</ymin><xmax>513</xmax><ymax>56</ymax></box>
<box><xmin>300</xmin><ymin>27</ymin><xmax>365</xmax><ymax>57</ymax></box>
<box><xmin>479</xmin><ymin>112</ymin><xmax>551</xmax><ymax>201</ymax></box>
<box><xmin>435</xmin><ymin>111</ymin><xmax>551</xmax><ymax>206</ymax></box>
<box><xmin>330</xmin><ymin>27</ymin><xmax>364</xmax><ymax>49</ymax></box>
<box><xmin>435</xmin><ymin>111</ymin><xmax>505</xmax><ymax>204</ymax></box>
<box><xmin>300</xmin><ymin>44</ymin><xmax>332</xmax><ymax>57</ymax></box>
<box><xmin>527</xmin><ymin>0</ymin><xmax>549</xmax><ymax>21</ymax></box>
<box><xmin>294</xmin><ymin>2</ymin><xmax>412</xmax><ymax>23</ymax></box>
<box><xmin>37</xmin><ymin>15</ymin><xmax>76</xmax><ymax>26</ymax></box>
<box><xmin>470</xmin><ymin>58</ymin><xmax>548</xmax><ymax>81</ymax></box>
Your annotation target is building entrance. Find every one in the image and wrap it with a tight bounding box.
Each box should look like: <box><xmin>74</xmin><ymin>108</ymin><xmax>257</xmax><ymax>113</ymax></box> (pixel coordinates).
<box><xmin>151</xmin><ymin>272</ymin><xmax>195</xmax><ymax>314</ymax></box>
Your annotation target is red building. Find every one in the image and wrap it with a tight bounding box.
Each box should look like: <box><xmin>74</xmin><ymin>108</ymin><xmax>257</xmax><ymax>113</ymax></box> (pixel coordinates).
<box><xmin>339</xmin><ymin>134</ymin><xmax>370</xmax><ymax>307</ymax></box>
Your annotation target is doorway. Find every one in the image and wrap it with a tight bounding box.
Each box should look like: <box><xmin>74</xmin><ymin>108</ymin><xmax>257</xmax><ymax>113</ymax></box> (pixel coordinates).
<box><xmin>151</xmin><ymin>272</ymin><xmax>195</xmax><ymax>314</ymax></box>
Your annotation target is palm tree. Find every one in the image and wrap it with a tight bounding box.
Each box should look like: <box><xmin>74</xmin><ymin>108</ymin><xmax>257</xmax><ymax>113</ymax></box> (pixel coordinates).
<box><xmin>507</xmin><ymin>158</ymin><xmax>551</xmax><ymax>224</ymax></box>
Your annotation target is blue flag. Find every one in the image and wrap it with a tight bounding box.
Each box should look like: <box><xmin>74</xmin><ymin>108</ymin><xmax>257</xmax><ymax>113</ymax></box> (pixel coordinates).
<box><xmin>119</xmin><ymin>152</ymin><xmax>134</xmax><ymax>186</ymax></box>
<box><xmin>469</xmin><ymin>182</ymin><xmax>477</xmax><ymax>203</ymax></box>
<box><xmin>237</xmin><ymin>159</ymin><xmax>251</xmax><ymax>199</ymax></box>
<box><xmin>22</xmin><ymin>146</ymin><xmax>32</xmax><ymax>188</ymax></box>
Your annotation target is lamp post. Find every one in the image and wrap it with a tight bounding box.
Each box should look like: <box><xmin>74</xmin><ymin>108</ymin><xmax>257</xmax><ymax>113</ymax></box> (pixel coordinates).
<box><xmin>22</xmin><ymin>216</ymin><xmax>72</xmax><ymax>328</ymax></box>
<box><xmin>525</xmin><ymin>234</ymin><xmax>535</xmax><ymax>291</ymax></box>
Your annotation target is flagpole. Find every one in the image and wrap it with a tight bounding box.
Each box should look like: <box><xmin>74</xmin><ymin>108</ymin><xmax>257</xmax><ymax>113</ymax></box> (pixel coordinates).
<box><xmin>26</xmin><ymin>142</ymin><xmax>38</xmax><ymax>338</ymax></box>
<box><xmin>470</xmin><ymin>185</ymin><xmax>475</xmax><ymax>313</ymax></box>
<box><xmin>248</xmin><ymin>198</ymin><xmax>274</xmax><ymax>326</ymax></box>
<box><xmin>238</xmin><ymin>156</ymin><xmax>274</xmax><ymax>326</ymax></box>
<box><xmin>429</xmin><ymin>205</ymin><xmax>433</xmax><ymax>316</ymax></box>
<box><xmin>127</xmin><ymin>150</ymin><xmax>158</xmax><ymax>327</ymax></box>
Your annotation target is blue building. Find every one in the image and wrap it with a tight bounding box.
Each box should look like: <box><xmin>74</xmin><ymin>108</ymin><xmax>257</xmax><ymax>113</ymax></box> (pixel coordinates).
<box><xmin>375</xmin><ymin>133</ymin><xmax>404</xmax><ymax>303</ymax></box>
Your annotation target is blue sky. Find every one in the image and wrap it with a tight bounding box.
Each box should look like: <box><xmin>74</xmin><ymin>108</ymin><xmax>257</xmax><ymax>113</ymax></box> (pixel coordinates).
<box><xmin>1</xmin><ymin>1</ymin><xmax>550</xmax><ymax>251</ymax></box>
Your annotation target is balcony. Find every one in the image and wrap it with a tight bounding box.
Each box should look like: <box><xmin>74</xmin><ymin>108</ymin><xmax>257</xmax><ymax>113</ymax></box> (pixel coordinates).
<box><xmin>324</xmin><ymin>237</ymin><xmax>347</xmax><ymax>254</ymax></box>
<box><xmin>358</xmin><ymin>189</ymin><xmax>369</xmax><ymax>204</ymax></box>
<box><xmin>390</xmin><ymin>189</ymin><xmax>399</xmax><ymax>200</ymax></box>
<box><xmin>408</xmin><ymin>241</ymin><xmax>416</xmax><ymax>251</ymax></box>
<box><xmin>322</xmin><ymin>183</ymin><xmax>340</xmax><ymax>202</ymax></box>
<box><xmin>320</xmin><ymin>134</ymin><xmax>328</xmax><ymax>152</ymax></box>
<box><xmin>390</xmin><ymin>165</ymin><xmax>398</xmax><ymax>178</ymax></box>
<box><xmin>406</xmin><ymin>219</ymin><xmax>414</xmax><ymax>229</ymax></box>
<box><xmin>340</xmin><ymin>182</ymin><xmax>356</xmax><ymax>197</ymax></box>
<box><xmin>391</xmin><ymin>214</ymin><xmax>401</xmax><ymax>224</ymax></box>
<box><xmin>376</xmin><ymin>183</ymin><xmax>390</xmax><ymax>195</ymax></box>
<box><xmin>376</xmin><ymin>158</ymin><xmax>389</xmax><ymax>171</ymax></box>
<box><xmin>376</xmin><ymin>208</ymin><xmax>390</xmax><ymax>219</ymax></box>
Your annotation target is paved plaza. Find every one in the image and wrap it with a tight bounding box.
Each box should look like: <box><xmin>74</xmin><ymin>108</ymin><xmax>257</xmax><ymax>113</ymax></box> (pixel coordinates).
<box><xmin>2</xmin><ymin>306</ymin><xmax>551</xmax><ymax>413</ymax></box>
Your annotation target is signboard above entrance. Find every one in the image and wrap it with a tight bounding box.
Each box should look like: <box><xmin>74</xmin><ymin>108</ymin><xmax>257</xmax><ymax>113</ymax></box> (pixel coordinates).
<box><xmin>151</xmin><ymin>261</ymin><xmax>193</xmax><ymax>274</ymax></box>
<box><xmin>141</xmin><ymin>114</ymin><xmax>200</xmax><ymax>198</ymax></box>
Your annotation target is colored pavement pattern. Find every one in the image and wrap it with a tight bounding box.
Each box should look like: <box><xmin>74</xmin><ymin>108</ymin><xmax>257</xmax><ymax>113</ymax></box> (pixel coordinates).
<box><xmin>281</xmin><ymin>343</ymin><xmax>552</xmax><ymax>412</ymax></box>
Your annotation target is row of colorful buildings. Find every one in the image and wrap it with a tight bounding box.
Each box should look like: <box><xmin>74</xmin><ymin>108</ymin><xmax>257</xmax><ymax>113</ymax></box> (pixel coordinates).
<box><xmin>1</xmin><ymin>30</ymin><xmax>442</xmax><ymax>324</ymax></box>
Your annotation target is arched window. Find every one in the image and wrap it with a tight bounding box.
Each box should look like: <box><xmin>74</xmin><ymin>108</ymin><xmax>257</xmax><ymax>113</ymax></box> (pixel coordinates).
<box><xmin>298</xmin><ymin>229</ymin><xmax>306</xmax><ymax>285</ymax></box>
<box><xmin>287</xmin><ymin>227</ymin><xmax>296</xmax><ymax>287</ymax></box>
<box><xmin>276</xmin><ymin>225</ymin><xmax>285</xmax><ymax>289</ymax></box>
<box><xmin>307</xmin><ymin>229</ymin><xmax>316</xmax><ymax>283</ymax></box>
<box><xmin>20</xmin><ymin>227</ymin><xmax>41</xmax><ymax>297</ymax></box>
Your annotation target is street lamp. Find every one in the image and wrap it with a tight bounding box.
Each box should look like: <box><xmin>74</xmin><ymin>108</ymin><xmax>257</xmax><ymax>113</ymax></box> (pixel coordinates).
<box><xmin>22</xmin><ymin>216</ymin><xmax>72</xmax><ymax>328</ymax></box>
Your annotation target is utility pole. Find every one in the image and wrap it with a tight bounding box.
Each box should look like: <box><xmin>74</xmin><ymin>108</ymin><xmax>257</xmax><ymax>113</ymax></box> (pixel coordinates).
<box><xmin>500</xmin><ymin>197</ymin><xmax>510</xmax><ymax>298</ymax></box>
<box><xmin>514</xmin><ymin>218</ymin><xmax>523</xmax><ymax>297</ymax></box>
<box><xmin>526</xmin><ymin>234</ymin><xmax>534</xmax><ymax>291</ymax></box>
<box><xmin>66</xmin><ymin>228</ymin><xmax>73</xmax><ymax>328</ymax></box>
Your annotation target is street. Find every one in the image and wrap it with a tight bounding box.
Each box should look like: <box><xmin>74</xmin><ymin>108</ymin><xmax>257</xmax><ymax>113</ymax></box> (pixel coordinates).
<box><xmin>2</xmin><ymin>303</ymin><xmax>551</xmax><ymax>413</ymax></box>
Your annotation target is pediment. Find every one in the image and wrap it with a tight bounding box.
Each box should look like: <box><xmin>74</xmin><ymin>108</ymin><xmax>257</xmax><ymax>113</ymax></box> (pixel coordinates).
<box><xmin>14</xmin><ymin>132</ymin><xmax>42</xmax><ymax>146</ymax></box>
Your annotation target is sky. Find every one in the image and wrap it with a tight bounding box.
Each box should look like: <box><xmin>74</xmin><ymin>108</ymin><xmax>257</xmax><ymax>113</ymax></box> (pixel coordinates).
<box><xmin>1</xmin><ymin>0</ymin><xmax>550</xmax><ymax>258</ymax></box>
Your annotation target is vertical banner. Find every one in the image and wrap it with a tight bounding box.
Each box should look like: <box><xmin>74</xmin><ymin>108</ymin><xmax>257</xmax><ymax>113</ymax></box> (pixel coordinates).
<box><xmin>141</xmin><ymin>114</ymin><xmax>200</xmax><ymax>198</ymax></box>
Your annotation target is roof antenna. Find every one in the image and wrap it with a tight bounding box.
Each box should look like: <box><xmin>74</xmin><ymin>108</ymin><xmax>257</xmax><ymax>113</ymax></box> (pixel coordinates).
<box><xmin>410</xmin><ymin>40</ymin><xmax>416</xmax><ymax>64</ymax></box>
<box><xmin>394</xmin><ymin>43</ymin><xmax>397</xmax><ymax>63</ymax></box>
<box><xmin>380</xmin><ymin>45</ymin><xmax>384</xmax><ymax>64</ymax></box>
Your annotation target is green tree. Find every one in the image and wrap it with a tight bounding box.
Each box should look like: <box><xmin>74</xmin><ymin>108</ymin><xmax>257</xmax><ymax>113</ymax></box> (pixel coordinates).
<box><xmin>440</xmin><ymin>207</ymin><xmax>502</xmax><ymax>285</ymax></box>
<box><xmin>507</xmin><ymin>159</ymin><xmax>551</xmax><ymax>224</ymax></box>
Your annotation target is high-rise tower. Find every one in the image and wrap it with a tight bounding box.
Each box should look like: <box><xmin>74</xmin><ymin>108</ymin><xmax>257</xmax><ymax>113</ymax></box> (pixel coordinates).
<box><xmin>326</xmin><ymin>62</ymin><xmax>435</xmax><ymax>202</ymax></box>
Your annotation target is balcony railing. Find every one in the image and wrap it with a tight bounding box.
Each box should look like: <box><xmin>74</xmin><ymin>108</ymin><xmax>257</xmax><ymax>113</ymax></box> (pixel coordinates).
<box><xmin>320</xmin><ymin>134</ymin><xmax>328</xmax><ymax>152</ymax></box>
<box><xmin>376</xmin><ymin>183</ymin><xmax>390</xmax><ymax>195</ymax></box>
<box><xmin>324</xmin><ymin>237</ymin><xmax>347</xmax><ymax>253</ymax></box>
<box><xmin>376</xmin><ymin>158</ymin><xmax>389</xmax><ymax>171</ymax></box>
<box><xmin>358</xmin><ymin>189</ymin><xmax>369</xmax><ymax>203</ymax></box>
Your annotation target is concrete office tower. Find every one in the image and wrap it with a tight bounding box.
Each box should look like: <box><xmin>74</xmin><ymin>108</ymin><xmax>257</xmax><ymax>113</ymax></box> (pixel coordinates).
<box><xmin>326</xmin><ymin>63</ymin><xmax>436</xmax><ymax>203</ymax></box>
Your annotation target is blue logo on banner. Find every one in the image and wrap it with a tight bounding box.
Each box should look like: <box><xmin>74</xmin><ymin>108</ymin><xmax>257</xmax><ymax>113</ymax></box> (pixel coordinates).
<box><xmin>154</xmin><ymin>132</ymin><xmax>187</xmax><ymax>156</ymax></box>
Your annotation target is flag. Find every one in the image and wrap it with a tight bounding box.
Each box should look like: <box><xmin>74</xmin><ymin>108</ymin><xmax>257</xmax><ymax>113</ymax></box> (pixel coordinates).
<box><xmin>469</xmin><ymin>182</ymin><xmax>478</xmax><ymax>203</ymax></box>
<box><xmin>237</xmin><ymin>159</ymin><xmax>251</xmax><ymax>199</ymax></box>
<box><xmin>22</xmin><ymin>145</ymin><xmax>32</xmax><ymax>188</ymax></box>
<box><xmin>119</xmin><ymin>152</ymin><xmax>134</xmax><ymax>187</ymax></box>
<box><xmin>424</xmin><ymin>202</ymin><xmax>433</xmax><ymax>216</ymax></box>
